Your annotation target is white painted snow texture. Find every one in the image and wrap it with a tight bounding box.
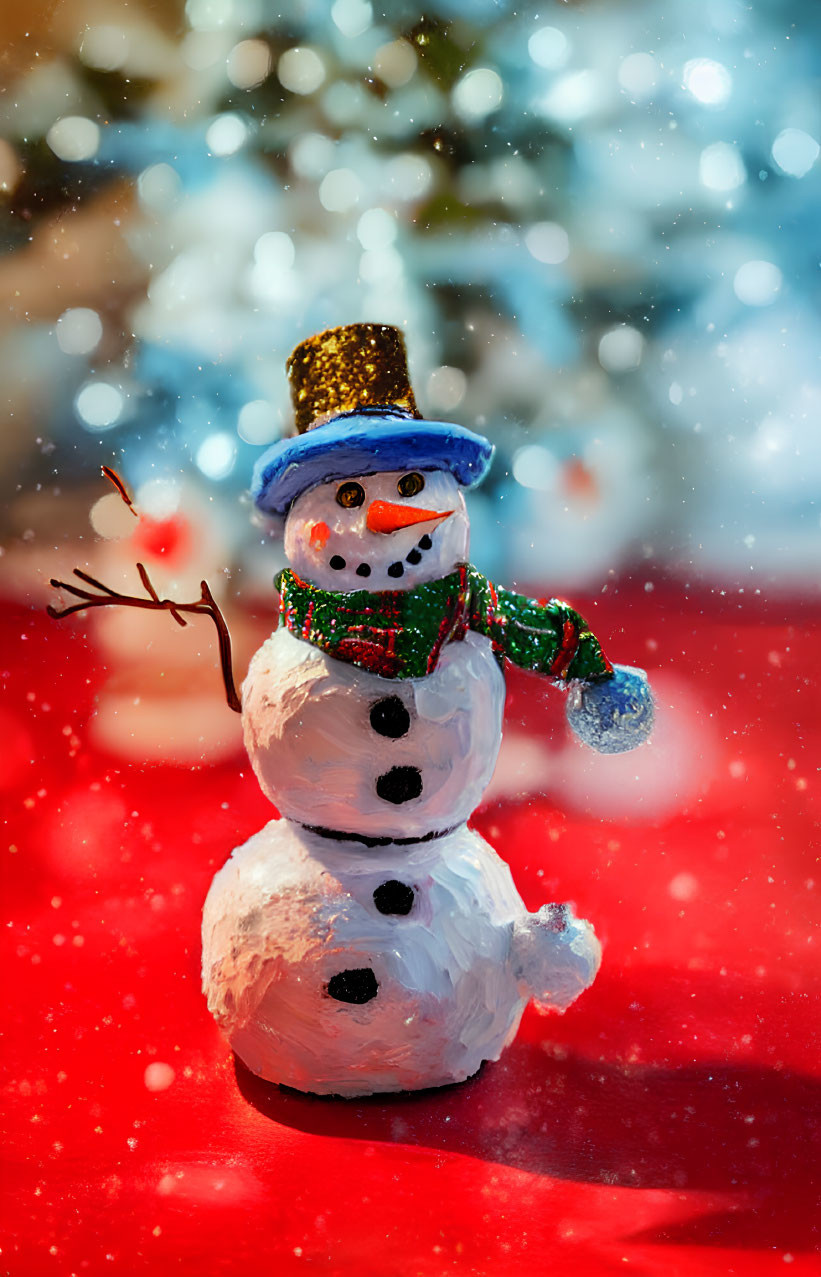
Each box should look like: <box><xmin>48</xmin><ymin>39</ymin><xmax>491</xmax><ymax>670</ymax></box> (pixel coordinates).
<box><xmin>202</xmin><ymin>820</ymin><xmax>600</xmax><ymax>1097</ymax></box>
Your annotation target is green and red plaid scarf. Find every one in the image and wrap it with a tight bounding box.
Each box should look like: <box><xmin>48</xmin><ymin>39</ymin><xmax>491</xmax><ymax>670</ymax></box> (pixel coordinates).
<box><xmin>274</xmin><ymin>565</ymin><xmax>612</xmax><ymax>683</ymax></box>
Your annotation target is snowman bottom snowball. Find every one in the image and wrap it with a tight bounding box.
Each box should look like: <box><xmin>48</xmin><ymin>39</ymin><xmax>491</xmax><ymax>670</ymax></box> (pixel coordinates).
<box><xmin>202</xmin><ymin>820</ymin><xmax>601</xmax><ymax>1097</ymax></box>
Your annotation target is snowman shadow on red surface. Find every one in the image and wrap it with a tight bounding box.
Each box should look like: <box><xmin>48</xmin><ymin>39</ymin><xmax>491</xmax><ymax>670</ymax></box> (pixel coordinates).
<box><xmin>234</xmin><ymin>962</ymin><xmax>821</xmax><ymax>1256</ymax></box>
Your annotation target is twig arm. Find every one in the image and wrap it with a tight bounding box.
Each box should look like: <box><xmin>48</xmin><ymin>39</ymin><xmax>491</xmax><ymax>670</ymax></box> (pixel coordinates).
<box><xmin>199</xmin><ymin>580</ymin><xmax>242</xmax><ymax>713</ymax></box>
<box><xmin>48</xmin><ymin>564</ymin><xmax>243</xmax><ymax>714</ymax></box>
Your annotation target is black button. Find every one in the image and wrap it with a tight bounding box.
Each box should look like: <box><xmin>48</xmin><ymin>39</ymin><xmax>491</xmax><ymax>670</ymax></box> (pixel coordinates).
<box><xmin>375</xmin><ymin>766</ymin><xmax>422</xmax><ymax>804</ymax></box>
<box><xmin>406</xmin><ymin>549</ymin><xmax>422</xmax><ymax>565</ymax></box>
<box><xmin>355</xmin><ymin>563</ymin><xmax>371</xmax><ymax>577</ymax></box>
<box><xmin>369</xmin><ymin>696</ymin><xmax>410</xmax><ymax>739</ymax></box>
<box><xmin>373</xmin><ymin>880</ymin><xmax>415</xmax><ymax>916</ymax></box>
<box><xmin>330</xmin><ymin>555</ymin><xmax>346</xmax><ymax>570</ymax></box>
<box><xmin>387</xmin><ymin>562</ymin><xmax>404</xmax><ymax>578</ymax></box>
<box><xmin>327</xmin><ymin>968</ymin><xmax>378</xmax><ymax>1004</ymax></box>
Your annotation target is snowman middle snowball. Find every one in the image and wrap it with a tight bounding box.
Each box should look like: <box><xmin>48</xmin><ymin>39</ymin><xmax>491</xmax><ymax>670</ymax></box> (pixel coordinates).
<box><xmin>202</xmin><ymin>323</ymin><xmax>610</xmax><ymax>1097</ymax></box>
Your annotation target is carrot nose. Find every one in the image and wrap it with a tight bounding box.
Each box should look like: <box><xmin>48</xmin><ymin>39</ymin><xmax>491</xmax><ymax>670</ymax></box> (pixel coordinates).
<box><xmin>366</xmin><ymin>500</ymin><xmax>453</xmax><ymax>535</ymax></box>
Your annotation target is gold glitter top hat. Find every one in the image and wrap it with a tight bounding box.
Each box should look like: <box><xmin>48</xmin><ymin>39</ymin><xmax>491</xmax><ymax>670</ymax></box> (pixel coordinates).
<box><xmin>252</xmin><ymin>323</ymin><xmax>494</xmax><ymax>515</ymax></box>
<box><xmin>287</xmin><ymin>323</ymin><xmax>422</xmax><ymax>432</ymax></box>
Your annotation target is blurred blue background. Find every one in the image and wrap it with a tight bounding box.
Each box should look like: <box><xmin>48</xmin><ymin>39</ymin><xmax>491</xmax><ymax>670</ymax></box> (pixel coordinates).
<box><xmin>1</xmin><ymin>0</ymin><xmax>819</xmax><ymax>597</ymax></box>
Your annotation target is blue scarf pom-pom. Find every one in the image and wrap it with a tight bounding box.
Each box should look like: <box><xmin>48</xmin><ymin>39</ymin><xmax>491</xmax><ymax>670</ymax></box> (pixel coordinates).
<box><xmin>566</xmin><ymin>664</ymin><xmax>654</xmax><ymax>754</ymax></box>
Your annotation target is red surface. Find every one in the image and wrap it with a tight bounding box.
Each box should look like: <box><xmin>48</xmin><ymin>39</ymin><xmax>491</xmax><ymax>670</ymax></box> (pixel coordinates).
<box><xmin>2</xmin><ymin>583</ymin><xmax>820</xmax><ymax>1276</ymax></box>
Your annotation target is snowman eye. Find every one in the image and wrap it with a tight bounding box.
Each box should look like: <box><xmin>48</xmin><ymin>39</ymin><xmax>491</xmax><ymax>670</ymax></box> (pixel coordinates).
<box><xmin>336</xmin><ymin>481</ymin><xmax>365</xmax><ymax>509</ymax></box>
<box><xmin>397</xmin><ymin>472</ymin><xmax>425</xmax><ymax>498</ymax></box>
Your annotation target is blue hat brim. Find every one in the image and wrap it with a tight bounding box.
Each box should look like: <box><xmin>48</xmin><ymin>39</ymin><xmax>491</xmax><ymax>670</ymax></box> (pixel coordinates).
<box><xmin>252</xmin><ymin>414</ymin><xmax>494</xmax><ymax>515</ymax></box>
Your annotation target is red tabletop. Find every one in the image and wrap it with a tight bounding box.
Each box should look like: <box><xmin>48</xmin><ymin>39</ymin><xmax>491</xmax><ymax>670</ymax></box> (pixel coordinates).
<box><xmin>3</xmin><ymin>582</ymin><xmax>820</xmax><ymax>1275</ymax></box>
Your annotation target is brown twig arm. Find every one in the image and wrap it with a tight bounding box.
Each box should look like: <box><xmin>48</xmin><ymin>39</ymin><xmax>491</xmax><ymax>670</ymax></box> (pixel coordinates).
<box><xmin>47</xmin><ymin>564</ymin><xmax>243</xmax><ymax>714</ymax></box>
<box><xmin>199</xmin><ymin>580</ymin><xmax>242</xmax><ymax>712</ymax></box>
<box><xmin>101</xmin><ymin>465</ymin><xmax>139</xmax><ymax>516</ymax></box>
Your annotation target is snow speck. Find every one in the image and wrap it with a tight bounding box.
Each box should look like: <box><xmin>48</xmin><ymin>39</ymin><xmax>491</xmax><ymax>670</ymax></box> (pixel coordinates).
<box><xmin>144</xmin><ymin>1062</ymin><xmax>176</xmax><ymax>1092</ymax></box>
<box><xmin>669</xmin><ymin>873</ymin><xmax>699</xmax><ymax>902</ymax></box>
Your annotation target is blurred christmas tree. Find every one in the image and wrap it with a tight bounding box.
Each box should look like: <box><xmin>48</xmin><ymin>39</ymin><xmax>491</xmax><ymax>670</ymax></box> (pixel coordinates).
<box><xmin>1</xmin><ymin>0</ymin><xmax>819</xmax><ymax>595</ymax></box>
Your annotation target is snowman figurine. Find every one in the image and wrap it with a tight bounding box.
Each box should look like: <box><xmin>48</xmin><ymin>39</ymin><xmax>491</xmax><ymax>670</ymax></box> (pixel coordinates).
<box><xmin>199</xmin><ymin>324</ymin><xmax>654</xmax><ymax>1097</ymax></box>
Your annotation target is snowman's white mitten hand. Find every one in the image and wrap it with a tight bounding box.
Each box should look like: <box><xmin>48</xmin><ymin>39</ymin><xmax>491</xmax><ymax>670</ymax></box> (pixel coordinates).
<box><xmin>512</xmin><ymin>904</ymin><xmax>602</xmax><ymax>1012</ymax></box>
<box><xmin>566</xmin><ymin>663</ymin><xmax>654</xmax><ymax>754</ymax></box>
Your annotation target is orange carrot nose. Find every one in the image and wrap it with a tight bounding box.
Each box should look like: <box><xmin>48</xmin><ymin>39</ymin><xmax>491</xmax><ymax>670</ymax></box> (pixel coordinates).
<box><xmin>366</xmin><ymin>500</ymin><xmax>453</xmax><ymax>535</ymax></box>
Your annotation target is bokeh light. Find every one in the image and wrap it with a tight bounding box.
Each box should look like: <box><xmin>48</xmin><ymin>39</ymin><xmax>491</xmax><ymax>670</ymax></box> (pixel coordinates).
<box><xmin>75</xmin><ymin>382</ymin><xmax>124</xmax><ymax>430</ymax></box>
<box><xmin>2</xmin><ymin>0</ymin><xmax>818</xmax><ymax>606</ymax></box>
<box><xmin>331</xmin><ymin>0</ymin><xmax>372</xmax><ymax>38</ymax></box>
<box><xmin>277</xmin><ymin>46</ymin><xmax>325</xmax><ymax>95</ymax></box>
<box><xmin>372</xmin><ymin>39</ymin><xmax>417</xmax><ymax>88</ymax></box>
<box><xmin>196</xmin><ymin>432</ymin><xmax>237</xmax><ymax>479</ymax></box>
<box><xmin>771</xmin><ymin>127</ymin><xmax>820</xmax><ymax>178</ymax></box>
<box><xmin>79</xmin><ymin>25</ymin><xmax>129</xmax><ymax>70</ymax></box>
<box><xmin>699</xmin><ymin>142</ymin><xmax>746</xmax><ymax>191</ymax></box>
<box><xmin>618</xmin><ymin>52</ymin><xmax>658</xmax><ymax>99</ymax></box>
<box><xmin>237</xmin><ymin>400</ymin><xmax>278</xmax><ymax>445</ymax></box>
<box><xmin>55</xmin><ymin>308</ymin><xmax>103</xmax><ymax>355</ymax></box>
<box><xmin>452</xmin><ymin>69</ymin><xmax>504</xmax><ymax>122</ymax></box>
<box><xmin>205</xmin><ymin>113</ymin><xmax>249</xmax><ymax>156</ymax></box>
<box><xmin>598</xmin><ymin>326</ymin><xmax>644</xmax><ymax>372</ymax></box>
<box><xmin>319</xmin><ymin>168</ymin><xmax>362</xmax><ymax>212</ymax></box>
<box><xmin>682</xmin><ymin>58</ymin><xmax>732</xmax><ymax>106</ymax></box>
<box><xmin>46</xmin><ymin>116</ymin><xmax>100</xmax><ymax>161</ymax></box>
<box><xmin>227</xmin><ymin>40</ymin><xmax>272</xmax><ymax>90</ymax></box>
<box><xmin>426</xmin><ymin>366</ymin><xmax>467</xmax><ymax>412</ymax></box>
<box><xmin>733</xmin><ymin>260</ymin><xmax>783</xmax><ymax>307</ymax></box>
<box><xmin>528</xmin><ymin>27</ymin><xmax>570</xmax><ymax>70</ymax></box>
<box><xmin>525</xmin><ymin>222</ymin><xmax>570</xmax><ymax>265</ymax></box>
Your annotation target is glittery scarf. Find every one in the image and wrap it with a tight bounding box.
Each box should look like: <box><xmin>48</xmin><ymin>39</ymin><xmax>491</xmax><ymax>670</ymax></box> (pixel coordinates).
<box><xmin>274</xmin><ymin>566</ymin><xmax>471</xmax><ymax>679</ymax></box>
<box><xmin>274</xmin><ymin>565</ymin><xmax>613</xmax><ymax>684</ymax></box>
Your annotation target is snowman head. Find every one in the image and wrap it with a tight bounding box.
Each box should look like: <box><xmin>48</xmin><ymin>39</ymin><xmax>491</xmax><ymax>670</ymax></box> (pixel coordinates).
<box><xmin>252</xmin><ymin>325</ymin><xmax>493</xmax><ymax>587</ymax></box>
<box><xmin>284</xmin><ymin>467</ymin><xmax>469</xmax><ymax>591</ymax></box>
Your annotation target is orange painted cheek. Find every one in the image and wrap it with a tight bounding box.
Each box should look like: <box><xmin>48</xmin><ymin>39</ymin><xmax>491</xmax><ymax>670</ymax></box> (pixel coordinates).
<box><xmin>308</xmin><ymin>521</ymin><xmax>330</xmax><ymax>550</ymax></box>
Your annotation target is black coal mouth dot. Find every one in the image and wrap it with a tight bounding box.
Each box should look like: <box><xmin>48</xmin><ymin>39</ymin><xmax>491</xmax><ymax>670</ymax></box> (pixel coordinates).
<box><xmin>336</xmin><ymin>532</ymin><xmax>435</xmax><ymax>582</ymax></box>
<box><xmin>403</xmin><ymin>532</ymin><xmax>434</xmax><ymax>568</ymax></box>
